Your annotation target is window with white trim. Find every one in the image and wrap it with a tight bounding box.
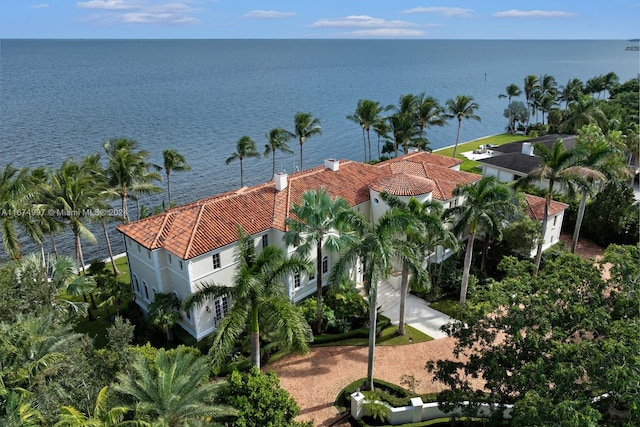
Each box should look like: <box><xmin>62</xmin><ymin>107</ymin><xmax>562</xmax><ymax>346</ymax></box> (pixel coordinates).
<box><xmin>168</xmin><ymin>254</ymin><xmax>172</xmax><ymax>264</ymax></box>
<box><xmin>294</xmin><ymin>274</ymin><xmax>301</xmax><ymax>289</ymax></box>
<box><xmin>214</xmin><ymin>294</ymin><xmax>230</xmax><ymax>322</ymax></box>
<box><xmin>133</xmin><ymin>275</ymin><xmax>140</xmax><ymax>293</ymax></box>
<box><xmin>212</xmin><ymin>253</ymin><xmax>221</xmax><ymax>270</ymax></box>
<box><xmin>261</xmin><ymin>234</ymin><xmax>269</xmax><ymax>249</ymax></box>
<box><xmin>143</xmin><ymin>282</ymin><xmax>149</xmax><ymax>300</ymax></box>
<box><xmin>322</xmin><ymin>256</ymin><xmax>329</xmax><ymax>274</ymax></box>
<box><xmin>309</xmin><ymin>268</ymin><xmax>315</xmax><ymax>281</ymax></box>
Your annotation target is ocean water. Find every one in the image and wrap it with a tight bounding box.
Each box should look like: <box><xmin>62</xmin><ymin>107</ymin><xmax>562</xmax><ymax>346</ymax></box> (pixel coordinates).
<box><xmin>1</xmin><ymin>39</ymin><xmax>638</xmax><ymax>260</ymax></box>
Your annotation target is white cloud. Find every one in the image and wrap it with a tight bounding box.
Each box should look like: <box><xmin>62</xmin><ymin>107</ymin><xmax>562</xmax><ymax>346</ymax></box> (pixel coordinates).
<box><xmin>245</xmin><ymin>10</ymin><xmax>295</xmax><ymax>19</ymax></box>
<box><xmin>401</xmin><ymin>7</ymin><xmax>473</xmax><ymax>17</ymax></box>
<box><xmin>494</xmin><ymin>9</ymin><xmax>577</xmax><ymax>18</ymax></box>
<box><xmin>339</xmin><ymin>28</ymin><xmax>425</xmax><ymax>38</ymax></box>
<box><xmin>311</xmin><ymin>15</ymin><xmax>417</xmax><ymax>29</ymax></box>
<box><xmin>77</xmin><ymin>1</ymin><xmax>200</xmax><ymax>25</ymax></box>
<box><xmin>76</xmin><ymin>0</ymin><xmax>138</xmax><ymax>10</ymax></box>
<box><xmin>30</xmin><ymin>3</ymin><xmax>49</xmax><ymax>9</ymax></box>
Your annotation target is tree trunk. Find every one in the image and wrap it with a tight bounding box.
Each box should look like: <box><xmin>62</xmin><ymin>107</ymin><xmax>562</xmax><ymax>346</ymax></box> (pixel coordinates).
<box><xmin>397</xmin><ymin>263</ymin><xmax>409</xmax><ymax>336</ymax></box>
<box><xmin>300</xmin><ymin>140</ymin><xmax>304</xmax><ymax>170</ymax></box>
<box><xmin>49</xmin><ymin>233</ymin><xmax>58</xmax><ymax>258</ymax></box>
<box><xmin>533</xmin><ymin>192</ymin><xmax>551</xmax><ymax>275</ymax></box>
<box><xmin>314</xmin><ymin>241</ymin><xmax>324</xmax><ymax>334</ymax></box>
<box><xmin>271</xmin><ymin>150</ymin><xmax>276</xmax><ymax>179</ymax></box>
<box><xmin>102</xmin><ymin>220</ymin><xmax>119</xmax><ymax>276</ymax></box>
<box><xmin>362</xmin><ymin>128</ymin><xmax>367</xmax><ymax>162</ymax></box>
<box><xmin>121</xmin><ymin>188</ymin><xmax>128</xmax><ymax>223</ymax></box>
<box><xmin>459</xmin><ymin>232</ymin><xmax>476</xmax><ymax>306</ymax></box>
<box><xmin>480</xmin><ymin>232</ymin><xmax>490</xmax><ymax>274</ymax></box>
<box><xmin>250</xmin><ymin>303</ymin><xmax>260</xmax><ymax>369</ymax></box>
<box><xmin>377</xmin><ymin>134</ymin><xmax>381</xmax><ymax>160</ymax></box>
<box><xmin>452</xmin><ymin>120</ymin><xmax>462</xmax><ymax>158</ymax></box>
<box><xmin>240</xmin><ymin>158</ymin><xmax>244</xmax><ymax>188</ymax></box>
<box><xmin>572</xmin><ymin>189</ymin><xmax>588</xmax><ymax>254</ymax></box>
<box><xmin>166</xmin><ymin>171</ymin><xmax>172</xmax><ymax>204</ymax></box>
<box><xmin>366</xmin><ymin>279</ymin><xmax>378</xmax><ymax>391</ymax></box>
<box><xmin>367</xmin><ymin>129</ymin><xmax>372</xmax><ymax>163</ymax></box>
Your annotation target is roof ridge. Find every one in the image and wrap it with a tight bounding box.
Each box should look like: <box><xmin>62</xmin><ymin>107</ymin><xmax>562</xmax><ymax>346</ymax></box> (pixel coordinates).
<box><xmin>151</xmin><ymin>212</ymin><xmax>175</xmax><ymax>248</ymax></box>
<box><xmin>184</xmin><ymin>204</ymin><xmax>206</xmax><ymax>259</ymax></box>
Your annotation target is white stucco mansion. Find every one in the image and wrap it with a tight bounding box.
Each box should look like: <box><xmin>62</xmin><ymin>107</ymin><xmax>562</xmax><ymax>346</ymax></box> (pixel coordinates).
<box><xmin>117</xmin><ymin>151</ymin><xmax>568</xmax><ymax>340</ymax></box>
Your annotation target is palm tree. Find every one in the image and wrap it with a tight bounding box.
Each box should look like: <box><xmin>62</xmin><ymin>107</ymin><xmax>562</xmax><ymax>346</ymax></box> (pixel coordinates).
<box><xmin>570</xmin><ymin>125</ymin><xmax>629</xmax><ymax>254</ymax></box>
<box><xmin>2</xmin><ymin>392</ymin><xmax>45</xmax><ymax>427</ymax></box>
<box><xmin>559</xmin><ymin>94</ymin><xmax>608</xmax><ymax>134</ymax></box>
<box><xmin>379</xmin><ymin>193</ymin><xmax>455</xmax><ymax>335</ymax></box>
<box><xmin>415</xmin><ymin>94</ymin><xmax>446</xmax><ymax>150</ymax></box>
<box><xmin>283</xmin><ymin>188</ymin><xmax>351</xmax><ymax>333</ymax></box>
<box><xmin>184</xmin><ymin>226</ymin><xmax>311</xmax><ymax>369</ymax></box>
<box><xmin>148</xmin><ymin>292</ymin><xmax>181</xmax><ymax>341</ymax></box>
<box><xmin>0</xmin><ymin>164</ymin><xmax>40</xmax><ymax>259</ymax></box>
<box><xmin>226</xmin><ymin>135</ymin><xmax>260</xmax><ymax>188</ymax></box>
<box><xmin>372</xmin><ymin>117</ymin><xmax>392</xmax><ymax>160</ymax></box>
<box><xmin>103</xmin><ymin>138</ymin><xmax>161</xmax><ymax>223</ymax></box>
<box><xmin>264</xmin><ymin>127</ymin><xmax>295</xmax><ymax>179</ymax></box>
<box><xmin>347</xmin><ymin>99</ymin><xmax>383</xmax><ymax>162</ymax></box>
<box><xmin>55</xmin><ymin>386</ymin><xmax>140</xmax><ymax>427</ymax></box>
<box><xmin>558</xmin><ymin>78</ymin><xmax>584</xmax><ymax>108</ymax></box>
<box><xmin>523</xmin><ymin>74</ymin><xmax>540</xmax><ymax>126</ymax></box>
<box><xmin>293</xmin><ymin>112</ymin><xmax>322</xmax><ymax>170</ymax></box>
<box><xmin>601</xmin><ymin>71</ymin><xmax>619</xmax><ymax>98</ymax></box>
<box><xmin>156</xmin><ymin>149</ymin><xmax>190</xmax><ymax>204</ymax></box>
<box><xmin>47</xmin><ymin>155</ymin><xmax>105</xmax><ymax>273</ymax></box>
<box><xmin>112</xmin><ymin>348</ymin><xmax>237</xmax><ymax>426</ymax></box>
<box><xmin>444</xmin><ymin>95</ymin><xmax>481</xmax><ymax>158</ymax></box>
<box><xmin>388</xmin><ymin>112</ymin><xmax>420</xmax><ymax>156</ymax></box>
<box><xmin>499</xmin><ymin>84</ymin><xmax>522</xmax><ymax>133</ymax></box>
<box><xmin>517</xmin><ymin>140</ymin><xmax>583</xmax><ymax>273</ymax></box>
<box><xmin>331</xmin><ymin>208</ymin><xmax>421</xmax><ymax>390</ymax></box>
<box><xmin>446</xmin><ymin>176</ymin><xmax>518</xmax><ymax>305</ymax></box>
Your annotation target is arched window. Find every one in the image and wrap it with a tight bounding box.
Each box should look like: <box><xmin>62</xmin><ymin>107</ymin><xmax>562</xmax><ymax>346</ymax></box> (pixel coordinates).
<box><xmin>143</xmin><ymin>282</ymin><xmax>149</xmax><ymax>300</ymax></box>
<box><xmin>133</xmin><ymin>275</ymin><xmax>140</xmax><ymax>293</ymax></box>
<box><xmin>322</xmin><ymin>256</ymin><xmax>329</xmax><ymax>274</ymax></box>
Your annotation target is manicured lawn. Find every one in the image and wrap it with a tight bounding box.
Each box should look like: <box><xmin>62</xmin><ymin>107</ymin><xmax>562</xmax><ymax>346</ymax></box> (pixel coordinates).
<box><xmin>434</xmin><ymin>133</ymin><xmax>530</xmax><ymax>173</ymax></box>
<box><xmin>107</xmin><ymin>255</ymin><xmax>130</xmax><ymax>284</ymax></box>
<box><xmin>429</xmin><ymin>298</ymin><xmax>459</xmax><ymax>318</ymax></box>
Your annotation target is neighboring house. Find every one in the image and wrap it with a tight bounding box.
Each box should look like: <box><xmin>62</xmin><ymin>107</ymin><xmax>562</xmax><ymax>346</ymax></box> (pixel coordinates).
<box><xmin>523</xmin><ymin>194</ymin><xmax>569</xmax><ymax>256</ymax></box>
<box><xmin>117</xmin><ymin>151</ymin><xmax>566</xmax><ymax>340</ymax></box>
<box><xmin>478</xmin><ymin>134</ymin><xmax>576</xmax><ymax>191</ymax></box>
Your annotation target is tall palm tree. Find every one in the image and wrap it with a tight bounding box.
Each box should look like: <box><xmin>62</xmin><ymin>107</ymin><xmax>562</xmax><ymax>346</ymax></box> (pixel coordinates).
<box><xmin>112</xmin><ymin>348</ymin><xmax>237</xmax><ymax>426</ymax></box>
<box><xmin>559</xmin><ymin>94</ymin><xmax>608</xmax><ymax>134</ymax></box>
<box><xmin>283</xmin><ymin>188</ymin><xmax>351</xmax><ymax>333</ymax></box>
<box><xmin>601</xmin><ymin>71</ymin><xmax>619</xmax><ymax>98</ymax></box>
<box><xmin>226</xmin><ymin>135</ymin><xmax>260</xmax><ymax>188</ymax></box>
<box><xmin>47</xmin><ymin>155</ymin><xmax>105</xmax><ymax>273</ymax></box>
<box><xmin>372</xmin><ymin>117</ymin><xmax>392</xmax><ymax>160</ymax></box>
<box><xmin>0</xmin><ymin>164</ymin><xmax>40</xmax><ymax>260</ymax></box>
<box><xmin>347</xmin><ymin>99</ymin><xmax>383</xmax><ymax>162</ymax></box>
<box><xmin>379</xmin><ymin>193</ymin><xmax>456</xmax><ymax>335</ymax></box>
<box><xmin>415</xmin><ymin>94</ymin><xmax>446</xmax><ymax>150</ymax></box>
<box><xmin>55</xmin><ymin>386</ymin><xmax>140</xmax><ymax>427</ymax></box>
<box><xmin>293</xmin><ymin>112</ymin><xmax>322</xmax><ymax>170</ymax></box>
<box><xmin>558</xmin><ymin>78</ymin><xmax>584</xmax><ymax>108</ymax></box>
<box><xmin>103</xmin><ymin>138</ymin><xmax>161</xmax><ymax>223</ymax></box>
<box><xmin>523</xmin><ymin>74</ymin><xmax>540</xmax><ymax>126</ymax></box>
<box><xmin>499</xmin><ymin>84</ymin><xmax>522</xmax><ymax>133</ymax></box>
<box><xmin>570</xmin><ymin>125</ymin><xmax>629</xmax><ymax>254</ymax></box>
<box><xmin>517</xmin><ymin>140</ymin><xmax>583</xmax><ymax>273</ymax></box>
<box><xmin>444</xmin><ymin>95</ymin><xmax>481</xmax><ymax>158</ymax></box>
<box><xmin>388</xmin><ymin>112</ymin><xmax>420</xmax><ymax>157</ymax></box>
<box><xmin>184</xmin><ymin>226</ymin><xmax>311</xmax><ymax>369</ymax></box>
<box><xmin>156</xmin><ymin>149</ymin><xmax>190</xmax><ymax>204</ymax></box>
<box><xmin>331</xmin><ymin>208</ymin><xmax>421</xmax><ymax>390</ymax></box>
<box><xmin>264</xmin><ymin>127</ymin><xmax>295</xmax><ymax>179</ymax></box>
<box><xmin>446</xmin><ymin>176</ymin><xmax>518</xmax><ymax>305</ymax></box>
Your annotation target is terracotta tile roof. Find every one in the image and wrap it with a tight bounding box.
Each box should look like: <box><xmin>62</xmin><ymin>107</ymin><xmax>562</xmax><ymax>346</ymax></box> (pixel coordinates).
<box><xmin>116</xmin><ymin>152</ymin><xmax>479</xmax><ymax>259</ymax></box>
<box><xmin>524</xmin><ymin>194</ymin><xmax>569</xmax><ymax>220</ymax></box>
<box><xmin>370</xmin><ymin>174</ymin><xmax>436</xmax><ymax>196</ymax></box>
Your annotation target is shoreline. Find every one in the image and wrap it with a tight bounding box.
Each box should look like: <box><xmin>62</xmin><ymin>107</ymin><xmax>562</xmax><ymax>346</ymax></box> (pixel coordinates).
<box><xmin>432</xmin><ymin>133</ymin><xmax>503</xmax><ymax>154</ymax></box>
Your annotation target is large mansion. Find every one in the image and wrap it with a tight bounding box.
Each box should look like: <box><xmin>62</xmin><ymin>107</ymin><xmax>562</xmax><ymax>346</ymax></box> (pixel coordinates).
<box><xmin>117</xmin><ymin>151</ymin><xmax>568</xmax><ymax>340</ymax></box>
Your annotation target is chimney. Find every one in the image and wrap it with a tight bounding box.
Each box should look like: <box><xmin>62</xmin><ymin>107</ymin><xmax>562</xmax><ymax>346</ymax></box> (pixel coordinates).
<box><xmin>324</xmin><ymin>158</ymin><xmax>340</xmax><ymax>171</ymax></box>
<box><xmin>521</xmin><ymin>142</ymin><xmax>534</xmax><ymax>156</ymax></box>
<box><xmin>274</xmin><ymin>172</ymin><xmax>288</xmax><ymax>191</ymax></box>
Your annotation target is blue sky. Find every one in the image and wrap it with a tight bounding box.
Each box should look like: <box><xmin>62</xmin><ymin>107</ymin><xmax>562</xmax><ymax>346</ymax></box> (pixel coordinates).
<box><xmin>2</xmin><ymin>1</ymin><xmax>639</xmax><ymax>39</ymax></box>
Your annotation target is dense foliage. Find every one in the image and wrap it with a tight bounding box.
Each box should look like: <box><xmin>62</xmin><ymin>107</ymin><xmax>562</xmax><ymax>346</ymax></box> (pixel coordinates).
<box><xmin>427</xmin><ymin>245</ymin><xmax>640</xmax><ymax>426</ymax></box>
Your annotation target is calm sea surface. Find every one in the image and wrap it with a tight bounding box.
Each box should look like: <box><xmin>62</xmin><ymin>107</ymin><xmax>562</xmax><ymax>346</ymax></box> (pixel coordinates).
<box><xmin>1</xmin><ymin>39</ymin><xmax>638</xmax><ymax>260</ymax></box>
